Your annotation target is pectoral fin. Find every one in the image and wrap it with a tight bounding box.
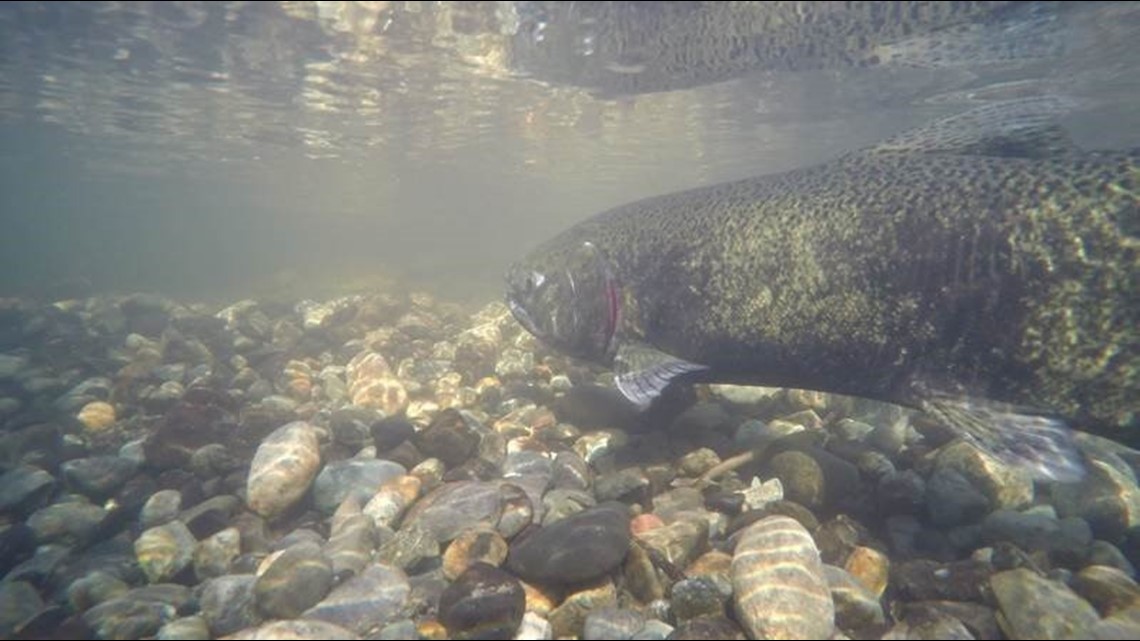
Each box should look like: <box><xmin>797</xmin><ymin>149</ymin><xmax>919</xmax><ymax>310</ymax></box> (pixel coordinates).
<box><xmin>613</xmin><ymin>341</ymin><xmax>708</xmax><ymax>409</ymax></box>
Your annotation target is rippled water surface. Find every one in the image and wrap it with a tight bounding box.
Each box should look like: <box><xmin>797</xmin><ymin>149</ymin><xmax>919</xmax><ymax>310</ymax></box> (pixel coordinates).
<box><xmin>1</xmin><ymin>1</ymin><xmax>1138</xmax><ymax>302</ymax></box>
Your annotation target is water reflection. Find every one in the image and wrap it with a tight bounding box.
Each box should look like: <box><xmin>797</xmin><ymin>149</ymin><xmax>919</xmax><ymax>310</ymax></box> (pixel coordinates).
<box><xmin>1</xmin><ymin>2</ymin><xmax>1114</xmax><ymax>169</ymax></box>
<box><xmin>0</xmin><ymin>2</ymin><xmax>1137</xmax><ymax>300</ymax></box>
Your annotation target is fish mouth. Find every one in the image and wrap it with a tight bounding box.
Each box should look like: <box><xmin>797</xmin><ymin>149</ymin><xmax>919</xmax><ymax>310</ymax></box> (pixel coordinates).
<box><xmin>507</xmin><ymin>295</ymin><xmax>543</xmax><ymax>340</ymax></box>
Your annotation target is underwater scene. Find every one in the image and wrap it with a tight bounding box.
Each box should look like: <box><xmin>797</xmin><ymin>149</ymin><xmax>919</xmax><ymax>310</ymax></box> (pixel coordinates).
<box><xmin>0</xmin><ymin>2</ymin><xmax>1138</xmax><ymax>639</ymax></box>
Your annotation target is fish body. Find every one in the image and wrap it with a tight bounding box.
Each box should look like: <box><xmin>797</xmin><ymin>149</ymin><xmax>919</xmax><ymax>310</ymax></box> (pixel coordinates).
<box><xmin>509</xmin><ymin>1</ymin><xmax>1060</xmax><ymax>97</ymax></box>
<box><xmin>505</xmin><ymin>99</ymin><xmax>1139</xmax><ymax>481</ymax></box>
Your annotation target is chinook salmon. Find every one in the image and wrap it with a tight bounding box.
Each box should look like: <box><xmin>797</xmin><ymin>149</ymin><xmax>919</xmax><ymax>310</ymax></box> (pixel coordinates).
<box><xmin>505</xmin><ymin>97</ymin><xmax>1139</xmax><ymax>482</ymax></box>
<box><xmin>509</xmin><ymin>1</ymin><xmax>1059</xmax><ymax>97</ymax></box>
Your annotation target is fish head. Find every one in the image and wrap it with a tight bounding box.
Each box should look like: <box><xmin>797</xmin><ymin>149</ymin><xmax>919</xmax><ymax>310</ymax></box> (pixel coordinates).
<box><xmin>505</xmin><ymin>240</ymin><xmax>622</xmax><ymax>364</ymax></box>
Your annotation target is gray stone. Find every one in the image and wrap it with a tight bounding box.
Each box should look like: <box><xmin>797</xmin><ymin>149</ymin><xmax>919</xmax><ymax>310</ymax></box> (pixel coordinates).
<box><xmin>663</xmin><ymin>616</ymin><xmax>745</xmax><ymax>640</ymax></box>
<box><xmin>0</xmin><ymin>353</ymin><xmax>28</xmax><ymax>380</ymax></box>
<box><xmin>140</xmin><ymin>490</ymin><xmax>183</xmax><ymax>529</ymax></box>
<box><xmin>0</xmin><ymin>581</ymin><xmax>43</xmax><ymax>639</ymax></box>
<box><xmin>824</xmin><ymin>565</ymin><xmax>885</xmax><ymax>630</ymax></box>
<box><xmin>573</xmin><ymin>430</ymin><xmax>629</xmax><ymax>467</ymax></box>
<box><xmin>402</xmin><ymin>481</ymin><xmax>505</xmax><ymax>544</ymax></box>
<box><xmin>1089</xmin><ymin>540</ymin><xmax>1137</xmax><ymax>578</ymax></box>
<box><xmin>304</xmin><ymin>563</ymin><xmax>410</xmax><ymax>635</ymax></box>
<box><xmin>378</xmin><ymin>619</ymin><xmax>419</xmax><ymax>640</ymax></box>
<box><xmin>5</xmin><ymin>544</ymin><xmax>69</xmax><ymax>586</ymax></box>
<box><xmin>503</xmin><ymin>450</ymin><xmax>553</xmax><ymax>479</ymax></box>
<box><xmin>877</xmin><ymin>469</ymin><xmax>926</xmax><ymax>515</ymax></box>
<box><xmin>636</xmin><ymin>517</ymin><xmax>708</xmax><ymax>570</ymax></box>
<box><xmin>135</xmin><ymin>521</ymin><xmax>197</xmax><ymax>583</ymax></box>
<box><xmin>670</xmin><ymin>577</ymin><xmax>726</xmax><ymax>621</ymax></box>
<box><xmin>935</xmin><ymin>441</ymin><xmax>1034</xmax><ymax>510</ymax></box>
<box><xmin>991</xmin><ymin>568</ymin><xmax>1100</xmax><ymax>639</ymax></box>
<box><xmin>377</xmin><ymin>523</ymin><xmax>439</xmax><ymax>571</ymax></box>
<box><xmin>235</xmin><ymin>619</ymin><xmax>361</xmax><ymax>639</ymax></box>
<box><xmin>0</xmin><ymin>465</ymin><xmax>56</xmax><ymax>515</ymax></box>
<box><xmin>981</xmin><ymin>510</ymin><xmax>1093</xmax><ymax>564</ymax></box>
<box><xmin>83</xmin><ymin>597</ymin><xmax>176</xmax><ymax>641</ymax></box>
<box><xmin>253</xmin><ymin>542</ymin><xmax>334</xmax><ymax>619</ymax></box>
<box><xmin>197</xmin><ymin>575</ymin><xmax>258</xmax><ymax>637</ymax></box>
<box><xmin>507</xmin><ymin>502</ymin><xmax>631</xmax><ymax>585</ymax></box>
<box><xmin>882</xmin><ymin>611</ymin><xmax>976</xmax><ymax>640</ymax></box>
<box><xmin>123</xmin><ymin>584</ymin><xmax>195</xmax><ymax>613</ymax></box>
<box><xmin>414</xmin><ymin>408</ymin><xmax>482</xmax><ymax>468</ymax></box>
<box><xmin>326</xmin><ymin>514</ymin><xmax>378</xmax><ymax>578</ymax></box>
<box><xmin>926</xmin><ymin>468</ymin><xmax>989</xmax><ymax>527</ymax></box>
<box><xmin>27</xmin><ymin>498</ymin><xmax>106</xmax><ymax>546</ymax></box>
<box><xmin>649</xmin><ymin>487</ymin><xmax>704</xmax><ymax>522</ymax></box>
<box><xmin>630</xmin><ymin>619</ymin><xmax>674</xmax><ymax>640</ymax></box>
<box><xmin>893</xmin><ymin>559</ymin><xmax>992</xmax><ymax>603</ymax></box>
<box><xmin>156</xmin><ymin>615</ymin><xmax>211</xmax><ymax>640</ymax></box>
<box><xmin>899</xmin><ymin>601</ymin><xmax>1000</xmax><ymax>640</ymax></box>
<box><xmin>442</xmin><ymin>527</ymin><xmax>509</xmax><ymax>580</ymax></box>
<box><xmin>551</xmin><ymin>451</ymin><xmax>592</xmax><ymax>491</ymax></box>
<box><xmin>541</xmin><ymin>488</ymin><xmax>595</xmax><ymax>526</ymax></box>
<box><xmin>331</xmin><ymin>407</ymin><xmax>381</xmax><ymax>449</ymax></box>
<box><xmin>439</xmin><ymin>563</ymin><xmax>525</xmax><ymax>640</ymax></box>
<box><xmin>1071</xmin><ymin>565</ymin><xmax>1140</xmax><ymax>616</ymax></box>
<box><xmin>67</xmin><ymin>570</ymin><xmax>129</xmax><ymax>612</ymax></box>
<box><xmin>582</xmin><ymin>608</ymin><xmax>646</xmax><ymax>640</ymax></box>
<box><xmin>1089</xmin><ymin>608</ymin><xmax>1140</xmax><ymax>640</ymax></box>
<box><xmin>1053</xmin><ymin>459</ymin><xmax>1140</xmax><ymax>542</ymax></box>
<box><xmin>193</xmin><ymin>527</ymin><xmax>241</xmax><ymax>580</ymax></box>
<box><xmin>312</xmin><ymin>459</ymin><xmax>406</xmax><ymax>514</ymax></box>
<box><xmin>595</xmin><ymin>468</ymin><xmax>649</xmax><ymax>503</ymax></box>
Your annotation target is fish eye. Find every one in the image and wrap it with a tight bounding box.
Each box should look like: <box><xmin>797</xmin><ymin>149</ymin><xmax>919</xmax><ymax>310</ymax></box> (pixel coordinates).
<box><xmin>528</xmin><ymin>271</ymin><xmax>545</xmax><ymax>291</ymax></box>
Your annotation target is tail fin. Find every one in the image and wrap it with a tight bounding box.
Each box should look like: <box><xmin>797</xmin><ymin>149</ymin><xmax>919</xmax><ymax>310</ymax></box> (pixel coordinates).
<box><xmin>923</xmin><ymin>394</ymin><xmax>1086</xmax><ymax>483</ymax></box>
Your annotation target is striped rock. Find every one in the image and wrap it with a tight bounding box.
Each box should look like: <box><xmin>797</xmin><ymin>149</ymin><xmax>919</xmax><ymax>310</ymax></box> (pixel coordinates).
<box><xmin>222</xmin><ymin>619</ymin><xmax>360</xmax><ymax>640</ymax></box>
<box><xmin>363</xmin><ymin>475</ymin><xmax>421</xmax><ymax>530</ymax></box>
<box><xmin>346</xmin><ymin>351</ymin><xmax>408</xmax><ymax>416</ymax></box>
<box><xmin>732</xmin><ymin>515</ymin><xmax>835</xmax><ymax>640</ymax></box>
<box><xmin>246</xmin><ymin>422</ymin><xmax>321</xmax><ymax>520</ymax></box>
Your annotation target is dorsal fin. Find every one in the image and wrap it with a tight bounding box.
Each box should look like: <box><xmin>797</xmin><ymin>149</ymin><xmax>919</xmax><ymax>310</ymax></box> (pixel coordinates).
<box><xmin>868</xmin><ymin>96</ymin><xmax>1083</xmax><ymax>159</ymax></box>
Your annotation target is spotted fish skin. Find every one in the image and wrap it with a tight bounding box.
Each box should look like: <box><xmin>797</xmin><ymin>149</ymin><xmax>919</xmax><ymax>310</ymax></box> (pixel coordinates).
<box><xmin>506</xmin><ymin>98</ymin><xmax>1139</xmax><ymax>478</ymax></box>
<box><xmin>510</xmin><ymin>1</ymin><xmax>1035</xmax><ymax>96</ymax></box>
<box><xmin>530</xmin><ymin>127</ymin><xmax>1137</xmax><ymax>423</ymax></box>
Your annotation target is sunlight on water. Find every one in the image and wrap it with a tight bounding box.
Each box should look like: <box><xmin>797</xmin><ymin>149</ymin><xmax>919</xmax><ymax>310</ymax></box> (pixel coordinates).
<box><xmin>0</xmin><ymin>2</ymin><xmax>1137</xmax><ymax>300</ymax></box>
